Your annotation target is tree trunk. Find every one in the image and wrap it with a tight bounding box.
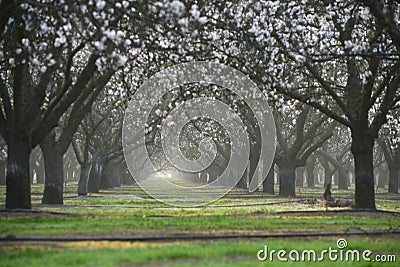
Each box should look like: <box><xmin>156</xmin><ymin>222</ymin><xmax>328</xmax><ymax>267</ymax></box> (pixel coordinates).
<box><xmin>0</xmin><ymin>159</ymin><xmax>6</xmax><ymax>185</ymax></box>
<box><xmin>351</xmin><ymin>132</ymin><xmax>376</xmax><ymax>209</ymax></box>
<box><xmin>306</xmin><ymin>163</ymin><xmax>315</xmax><ymax>188</ymax></box>
<box><xmin>387</xmin><ymin>164</ymin><xmax>399</xmax><ymax>194</ymax></box>
<box><xmin>278</xmin><ymin>162</ymin><xmax>296</xmax><ymax>197</ymax></box>
<box><xmin>6</xmin><ymin>132</ymin><xmax>32</xmax><ymax>209</ymax></box>
<box><xmin>78</xmin><ymin>162</ymin><xmax>90</xmax><ymax>195</ymax></box>
<box><xmin>338</xmin><ymin>167</ymin><xmax>348</xmax><ymax>190</ymax></box>
<box><xmin>40</xmin><ymin>132</ymin><xmax>64</xmax><ymax>204</ymax></box>
<box><xmin>377</xmin><ymin>164</ymin><xmax>387</xmax><ymax>189</ymax></box>
<box><xmin>100</xmin><ymin>160</ymin><xmax>113</xmax><ymax>189</ymax></box>
<box><xmin>87</xmin><ymin>157</ymin><xmax>105</xmax><ymax>193</ymax></box>
<box><xmin>320</xmin><ymin>157</ymin><xmax>334</xmax><ymax>188</ymax></box>
<box><xmin>248</xmin><ymin>140</ymin><xmax>260</xmax><ymax>188</ymax></box>
<box><xmin>262</xmin><ymin>164</ymin><xmax>275</xmax><ymax>194</ymax></box>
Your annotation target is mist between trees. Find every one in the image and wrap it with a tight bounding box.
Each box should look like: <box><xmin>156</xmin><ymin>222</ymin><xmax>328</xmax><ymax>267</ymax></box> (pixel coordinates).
<box><xmin>0</xmin><ymin>0</ymin><xmax>399</xmax><ymax>209</ymax></box>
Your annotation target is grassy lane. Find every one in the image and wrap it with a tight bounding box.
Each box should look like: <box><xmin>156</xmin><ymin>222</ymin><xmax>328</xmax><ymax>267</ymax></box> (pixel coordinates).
<box><xmin>1</xmin><ymin>237</ymin><xmax>399</xmax><ymax>267</ymax></box>
<box><xmin>1</xmin><ymin>184</ymin><xmax>399</xmax><ymax>266</ymax></box>
<box><xmin>1</xmin><ymin>212</ymin><xmax>399</xmax><ymax>236</ymax></box>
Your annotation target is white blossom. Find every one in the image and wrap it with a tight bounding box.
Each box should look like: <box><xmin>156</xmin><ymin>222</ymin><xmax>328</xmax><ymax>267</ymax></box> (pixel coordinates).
<box><xmin>54</xmin><ymin>35</ymin><xmax>66</xmax><ymax>47</ymax></box>
<box><xmin>94</xmin><ymin>41</ymin><xmax>105</xmax><ymax>51</ymax></box>
<box><xmin>21</xmin><ymin>38</ymin><xmax>30</xmax><ymax>47</ymax></box>
<box><xmin>124</xmin><ymin>39</ymin><xmax>132</xmax><ymax>46</ymax></box>
<box><xmin>198</xmin><ymin>16</ymin><xmax>208</xmax><ymax>24</ymax></box>
<box><xmin>190</xmin><ymin>5</ymin><xmax>200</xmax><ymax>20</ymax></box>
<box><xmin>294</xmin><ymin>54</ymin><xmax>306</xmax><ymax>63</ymax></box>
<box><xmin>344</xmin><ymin>40</ymin><xmax>353</xmax><ymax>49</ymax></box>
<box><xmin>103</xmin><ymin>29</ymin><xmax>116</xmax><ymax>40</ymax></box>
<box><xmin>169</xmin><ymin>0</ymin><xmax>185</xmax><ymax>16</ymax></box>
<box><xmin>117</xmin><ymin>55</ymin><xmax>127</xmax><ymax>67</ymax></box>
<box><xmin>40</xmin><ymin>22</ymin><xmax>48</xmax><ymax>32</ymax></box>
<box><xmin>96</xmin><ymin>1</ymin><xmax>106</xmax><ymax>10</ymax></box>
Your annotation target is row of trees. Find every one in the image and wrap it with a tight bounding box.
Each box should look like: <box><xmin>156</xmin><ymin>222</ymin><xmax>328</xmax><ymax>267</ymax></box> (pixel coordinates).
<box><xmin>0</xmin><ymin>0</ymin><xmax>399</xmax><ymax>209</ymax></box>
<box><xmin>12</xmin><ymin>98</ymin><xmax>398</xmax><ymax>199</ymax></box>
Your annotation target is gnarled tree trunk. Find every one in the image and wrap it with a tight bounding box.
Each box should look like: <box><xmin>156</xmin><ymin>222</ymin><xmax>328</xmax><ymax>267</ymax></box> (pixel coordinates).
<box><xmin>40</xmin><ymin>131</ymin><xmax>64</xmax><ymax>204</ymax></box>
<box><xmin>306</xmin><ymin>157</ymin><xmax>316</xmax><ymax>188</ymax></box>
<box><xmin>6</xmin><ymin>132</ymin><xmax>32</xmax><ymax>209</ymax></box>
<box><xmin>351</xmin><ymin>131</ymin><xmax>376</xmax><ymax>209</ymax></box>
<box><xmin>87</xmin><ymin>157</ymin><xmax>106</xmax><ymax>193</ymax></box>
<box><xmin>78</xmin><ymin>162</ymin><xmax>90</xmax><ymax>195</ymax></box>
<box><xmin>278</xmin><ymin>161</ymin><xmax>296</xmax><ymax>197</ymax></box>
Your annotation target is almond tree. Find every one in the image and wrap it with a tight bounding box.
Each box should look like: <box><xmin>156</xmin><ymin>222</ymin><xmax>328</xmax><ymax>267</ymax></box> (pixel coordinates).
<box><xmin>0</xmin><ymin>0</ymin><xmax>186</xmax><ymax>209</ymax></box>
<box><xmin>200</xmin><ymin>0</ymin><xmax>400</xmax><ymax>209</ymax></box>
<box><xmin>275</xmin><ymin>104</ymin><xmax>333</xmax><ymax>196</ymax></box>
<box><xmin>0</xmin><ymin>1</ymin><xmax>131</xmax><ymax>208</ymax></box>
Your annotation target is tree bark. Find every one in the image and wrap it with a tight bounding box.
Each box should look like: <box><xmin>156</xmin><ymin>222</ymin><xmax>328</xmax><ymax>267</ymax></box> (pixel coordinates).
<box><xmin>78</xmin><ymin>162</ymin><xmax>90</xmax><ymax>195</ymax></box>
<box><xmin>0</xmin><ymin>159</ymin><xmax>6</xmax><ymax>185</ymax></box>
<box><xmin>387</xmin><ymin>164</ymin><xmax>399</xmax><ymax>194</ymax></box>
<box><xmin>351</xmin><ymin>132</ymin><xmax>376</xmax><ymax>209</ymax></box>
<box><xmin>40</xmin><ymin>132</ymin><xmax>64</xmax><ymax>205</ymax></box>
<box><xmin>87</xmin><ymin>157</ymin><xmax>106</xmax><ymax>193</ymax></box>
<box><xmin>262</xmin><ymin>163</ymin><xmax>275</xmax><ymax>194</ymax></box>
<box><xmin>6</xmin><ymin>132</ymin><xmax>32</xmax><ymax>209</ymax></box>
<box><xmin>306</xmin><ymin>158</ymin><xmax>316</xmax><ymax>188</ymax></box>
<box><xmin>278</xmin><ymin>162</ymin><xmax>296</xmax><ymax>197</ymax></box>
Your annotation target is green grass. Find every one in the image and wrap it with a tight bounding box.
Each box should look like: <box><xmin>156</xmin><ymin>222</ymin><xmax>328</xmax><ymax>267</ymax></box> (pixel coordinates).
<box><xmin>1</xmin><ymin>238</ymin><xmax>399</xmax><ymax>267</ymax></box>
<box><xmin>0</xmin><ymin>184</ymin><xmax>399</xmax><ymax>266</ymax></box>
<box><xmin>1</xmin><ymin>214</ymin><xmax>398</xmax><ymax>236</ymax></box>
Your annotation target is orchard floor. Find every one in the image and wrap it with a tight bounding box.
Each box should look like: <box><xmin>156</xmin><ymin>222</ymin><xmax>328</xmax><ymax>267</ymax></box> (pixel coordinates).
<box><xmin>0</xmin><ymin>183</ymin><xmax>399</xmax><ymax>266</ymax></box>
